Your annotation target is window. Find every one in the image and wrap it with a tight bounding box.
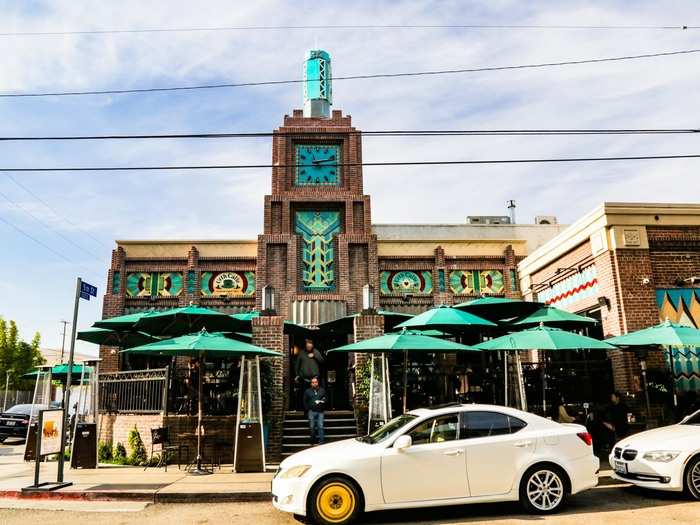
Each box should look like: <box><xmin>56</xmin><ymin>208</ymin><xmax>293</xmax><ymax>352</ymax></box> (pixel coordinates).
<box><xmin>361</xmin><ymin>414</ymin><xmax>417</xmax><ymax>444</ymax></box>
<box><xmin>461</xmin><ymin>411</ymin><xmax>527</xmax><ymax>438</ymax></box>
<box><xmin>681</xmin><ymin>410</ymin><xmax>700</xmax><ymax>426</ymax></box>
<box><xmin>409</xmin><ymin>414</ymin><xmax>459</xmax><ymax>445</ymax></box>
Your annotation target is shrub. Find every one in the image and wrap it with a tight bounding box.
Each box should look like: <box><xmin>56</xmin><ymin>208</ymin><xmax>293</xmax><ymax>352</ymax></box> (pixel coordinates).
<box><xmin>127</xmin><ymin>426</ymin><xmax>148</xmax><ymax>466</ymax></box>
<box><xmin>113</xmin><ymin>442</ymin><xmax>127</xmax><ymax>464</ymax></box>
<box><xmin>98</xmin><ymin>441</ymin><xmax>113</xmax><ymax>462</ymax></box>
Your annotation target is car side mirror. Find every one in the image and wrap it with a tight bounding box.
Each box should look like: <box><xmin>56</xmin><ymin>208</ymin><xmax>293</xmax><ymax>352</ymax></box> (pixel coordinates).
<box><xmin>393</xmin><ymin>435</ymin><xmax>412</xmax><ymax>451</ymax></box>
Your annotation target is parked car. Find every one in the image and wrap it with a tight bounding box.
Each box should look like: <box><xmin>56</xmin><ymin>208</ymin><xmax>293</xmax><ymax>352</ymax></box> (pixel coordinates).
<box><xmin>272</xmin><ymin>403</ymin><xmax>599</xmax><ymax>525</ymax></box>
<box><xmin>0</xmin><ymin>403</ymin><xmax>56</xmax><ymax>443</ymax></box>
<box><xmin>609</xmin><ymin>409</ymin><xmax>700</xmax><ymax>499</ymax></box>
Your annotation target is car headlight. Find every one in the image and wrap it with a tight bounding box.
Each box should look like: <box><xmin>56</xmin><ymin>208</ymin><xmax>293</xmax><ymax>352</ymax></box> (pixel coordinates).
<box><xmin>278</xmin><ymin>465</ymin><xmax>311</xmax><ymax>479</ymax></box>
<box><xmin>642</xmin><ymin>451</ymin><xmax>681</xmax><ymax>462</ymax></box>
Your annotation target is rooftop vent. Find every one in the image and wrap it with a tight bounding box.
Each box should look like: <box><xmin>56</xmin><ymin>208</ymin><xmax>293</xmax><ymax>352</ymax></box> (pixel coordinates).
<box><xmin>467</xmin><ymin>216</ymin><xmax>512</xmax><ymax>225</ymax></box>
<box><xmin>535</xmin><ymin>215</ymin><xmax>558</xmax><ymax>225</ymax></box>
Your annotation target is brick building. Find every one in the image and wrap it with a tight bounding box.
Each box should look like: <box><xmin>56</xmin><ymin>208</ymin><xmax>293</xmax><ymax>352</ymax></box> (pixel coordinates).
<box><xmin>98</xmin><ymin>50</ymin><xmax>571</xmax><ymax>458</ymax></box>
<box><xmin>517</xmin><ymin>202</ymin><xmax>700</xmax><ymax>420</ymax></box>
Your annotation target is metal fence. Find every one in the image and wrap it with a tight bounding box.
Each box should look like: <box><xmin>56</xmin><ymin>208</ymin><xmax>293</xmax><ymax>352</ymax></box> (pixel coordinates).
<box><xmin>1</xmin><ymin>390</ymin><xmax>33</xmax><ymax>411</ymax></box>
<box><xmin>98</xmin><ymin>367</ymin><xmax>169</xmax><ymax>414</ymax></box>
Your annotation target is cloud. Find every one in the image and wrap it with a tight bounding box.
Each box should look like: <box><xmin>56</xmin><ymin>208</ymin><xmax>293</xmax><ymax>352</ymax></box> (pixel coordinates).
<box><xmin>1</xmin><ymin>0</ymin><xmax>699</xmax><ymax>351</ymax></box>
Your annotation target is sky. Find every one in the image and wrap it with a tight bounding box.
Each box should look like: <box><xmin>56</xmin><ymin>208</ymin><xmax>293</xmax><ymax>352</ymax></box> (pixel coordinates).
<box><xmin>0</xmin><ymin>1</ymin><xmax>699</xmax><ymax>355</ymax></box>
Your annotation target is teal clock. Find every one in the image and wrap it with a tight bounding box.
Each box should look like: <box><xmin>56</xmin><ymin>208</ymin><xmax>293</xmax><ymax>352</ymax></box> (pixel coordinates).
<box><xmin>295</xmin><ymin>144</ymin><xmax>340</xmax><ymax>185</ymax></box>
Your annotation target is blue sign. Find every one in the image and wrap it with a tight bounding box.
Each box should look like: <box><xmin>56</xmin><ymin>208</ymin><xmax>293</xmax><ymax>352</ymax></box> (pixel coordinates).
<box><xmin>81</xmin><ymin>281</ymin><xmax>98</xmax><ymax>298</ymax></box>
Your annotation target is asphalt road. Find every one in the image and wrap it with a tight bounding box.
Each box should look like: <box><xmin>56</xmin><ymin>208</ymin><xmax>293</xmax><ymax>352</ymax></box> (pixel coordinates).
<box><xmin>0</xmin><ymin>483</ymin><xmax>699</xmax><ymax>525</ymax></box>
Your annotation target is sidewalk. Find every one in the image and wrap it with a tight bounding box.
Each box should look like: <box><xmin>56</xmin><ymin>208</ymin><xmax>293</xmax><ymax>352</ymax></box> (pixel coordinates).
<box><xmin>0</xmin><ymin>443</ymin><xmax>274</xmax><ymax>503</ymax></box>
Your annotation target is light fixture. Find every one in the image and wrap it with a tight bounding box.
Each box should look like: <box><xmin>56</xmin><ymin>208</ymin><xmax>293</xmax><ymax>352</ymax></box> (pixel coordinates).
<box><xmin>262</xmin><ymin>285</ymin><xmax>276</xmax><ymax>315</ymax></box>
<box><xmin>362</xmin><ymin>284</ymin><xmax>375</xmax><ymax>312</ymax></box>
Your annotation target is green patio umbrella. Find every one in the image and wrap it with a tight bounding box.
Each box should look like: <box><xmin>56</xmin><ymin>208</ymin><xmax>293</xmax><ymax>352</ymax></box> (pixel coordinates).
<box><xmin>123</xmin><ymin>330</ymin><xmax>281</xmax><ymax>474</ymax></box>
<box><xmin>318</xmin><ymin>310</ymin><xmax>414</xmax><ymax>335</ymax></box>
<box><xmin>77</xmin><ymin>327</ymin><xmax>158</xmax><ymax>348</ymax></box>
<box><xmin>395</xmin><ymin>305</ymin><xmax>497</xmax><ymax>333</ymax></box>
<box><xmin>329</xmin><ymin>329</ymin><xmax>479</xmax><ymax>415</ymax></box>
<box><xmin>134</xmin><ymin>304</ymin><xmax>245</xmax><ymax>337</ymax></box>
<box><xmin>454</xmin><ymin>297</ymin><xmax>543</xmax><ymax>323</ymax></box>
<box><xmin>510</xmin><ymin>306</ymin><xmax>598</xmax><ymax>330</ymax></box>
<box><xmin>607</xmin><ymin>320</ymin><xmax>700</xmax><ymax>410</ymax></box>
<box><xmin>93</xmin><ymin>310</ymin><xmax>156</xmax><ymax>330</ymax></box>
<box><xmin>475</xmin><ymin>326</ymin><xmax>616</xmax><ymax>413</ymax></box>
<box><xmin>606</xmin><ymin>320</ymin><xmax>700</xmax><ymax>347</ymax></box>
<box><xmin>22</xmin><ymin>363</ymin><xmax>93</xmax><ymax>383</ymax></box>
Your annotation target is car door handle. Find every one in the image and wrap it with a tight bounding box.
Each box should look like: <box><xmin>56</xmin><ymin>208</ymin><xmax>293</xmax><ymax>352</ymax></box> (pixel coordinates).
<box><xmin>443</xmin><ymin>449</ymin><xmax>464</xmax><ymax>456</ymax></box>
<box><xmin>514</xmin><ymin>441</ymin><xmax>533</xmax><ymax>448</ymax></box>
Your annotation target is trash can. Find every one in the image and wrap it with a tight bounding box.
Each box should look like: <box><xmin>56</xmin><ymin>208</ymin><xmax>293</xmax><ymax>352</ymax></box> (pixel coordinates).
<box><xmin>71</xmin><ymin>422</ymin><xmax>97</xmax><ymax>469</ymax></box>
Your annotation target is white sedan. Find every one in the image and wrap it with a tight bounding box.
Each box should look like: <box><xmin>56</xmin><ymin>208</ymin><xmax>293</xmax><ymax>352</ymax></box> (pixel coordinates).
<box><xmin>272</xmin><ymin>403</ymin><xmax>599</xmax><ymax>525</ymax></box>
<box><xmin>609</xmin><ymin>409</ymin><xmax>700</xmax><ymax>498</ymax></box>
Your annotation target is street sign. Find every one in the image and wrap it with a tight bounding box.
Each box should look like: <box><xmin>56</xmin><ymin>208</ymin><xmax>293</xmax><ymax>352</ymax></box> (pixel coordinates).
<box><xmin>81</xmin><ymin>282</ymin><xmax>97</xmax><ymax>298</ymax></box>
<box><xmin>80</xmin><ymin>291</ymin><xmax>91</xmax><ymax>301</ymax></box>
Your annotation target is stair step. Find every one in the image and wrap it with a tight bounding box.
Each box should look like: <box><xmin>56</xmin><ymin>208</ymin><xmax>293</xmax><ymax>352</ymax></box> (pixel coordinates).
<box><xmin>284</xmin><ymin>434</ymin><xmax>356</xmax><ymax>442</ymax></box>
<box><xmin>284</xmin><ymin>418</ymin><xmax>356</xmax><ymax>424</ymax></box>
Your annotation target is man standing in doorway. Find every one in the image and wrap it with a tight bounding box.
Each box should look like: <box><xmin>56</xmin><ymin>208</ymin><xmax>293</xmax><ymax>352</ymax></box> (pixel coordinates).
<box><xmin>295</xmin><ymin>338</ymin><xmax>325</xmax><ymax>409</ymax></box>
<box><xmin>304</xmin><ymin>377</ymin><xmax>327</xmax><ymax>445</ymax></box>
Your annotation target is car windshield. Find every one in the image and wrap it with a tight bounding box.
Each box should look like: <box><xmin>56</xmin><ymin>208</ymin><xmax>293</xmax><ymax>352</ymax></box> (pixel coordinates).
<box><xmin>6</xmin><ymin>404</ymin><xmax>35</xmax><ymax>414</ymax></box>
<box><xmin>681</xmin><ymin>410</ymin><xmax>700</xmax><ymax>425</ymax></box>
<box><xmin>357</xmin><ymin>414</ymin><xmax>418</xmax><ymax>444</ymax></box>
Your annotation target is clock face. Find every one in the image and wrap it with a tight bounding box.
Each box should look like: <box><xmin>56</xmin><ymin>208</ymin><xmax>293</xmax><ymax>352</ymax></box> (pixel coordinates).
<box><xmin>295</xmin><ymin>144</ymin><xmax>340</xmax><ymax>185</ymax></box>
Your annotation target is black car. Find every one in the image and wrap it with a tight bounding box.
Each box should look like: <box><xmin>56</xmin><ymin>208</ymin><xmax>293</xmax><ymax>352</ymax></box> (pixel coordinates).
<box><xmin>0</xmin><ymin>404</ymin><xmax>53</xmax><ymax>442</ymax></box>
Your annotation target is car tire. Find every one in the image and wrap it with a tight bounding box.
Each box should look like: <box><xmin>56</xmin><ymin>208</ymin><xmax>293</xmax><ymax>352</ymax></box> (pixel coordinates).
<box><xmin>519</xmin><ymin>464</ymin><xmax>568</xmax><ymax>514</ymax></box>
<box><xmin>307</xmin><ymin>476</ymin><xmax>362</xmax><ymax>525</ymax></box>
<box><xmin>684</xmin><ymin>455</ymin><xmax>700</xmax><ymax>500</ymax></box>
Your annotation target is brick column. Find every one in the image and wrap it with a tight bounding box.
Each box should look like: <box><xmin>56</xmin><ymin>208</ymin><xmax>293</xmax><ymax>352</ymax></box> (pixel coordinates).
<box><xmin>252</xmin><ymin>315</ymin><xmax>285</xmax><ymax>462</ymax></box>
<box><xmin>352</xmin><ymin>313</ymin><xmax>385</xmax><ymax>434</ymax></box>
<box><xmin>100</xmin><ymin>247</ymin><xmax>126</xmax><ymax>372</ymax></box>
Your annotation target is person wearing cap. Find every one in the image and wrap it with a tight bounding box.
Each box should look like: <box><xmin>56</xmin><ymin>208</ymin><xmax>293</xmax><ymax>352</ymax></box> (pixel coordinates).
<box><xmin>295</xmin><ymin>338</ymin><xmax>325</xmax><ymax>409</ymax></box>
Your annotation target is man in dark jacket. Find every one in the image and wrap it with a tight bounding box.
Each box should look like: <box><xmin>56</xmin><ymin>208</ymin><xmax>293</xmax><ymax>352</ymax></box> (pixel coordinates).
<box><xmin>303</xmin><ymin>377</ymin><xmax>327</xmax><ymax>445</ymax></box>
<box><xmin>295</xmin><ymin>338</ymin><xmax>325</xmax><ymax>408</ymax></box>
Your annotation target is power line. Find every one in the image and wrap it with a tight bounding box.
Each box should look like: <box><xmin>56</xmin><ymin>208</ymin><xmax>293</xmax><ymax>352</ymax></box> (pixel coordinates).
<box><xmin>0</xmin><ymin>188</ymin><xmax>102</xmax><ymax>260</ymax></box>
<box><xmin>0</xmin><ymin>128</ymin><xmax>698</xmax><ymax>141</ymax></box>
<box><xmin>0</xmin><ymin>153</ymin><xmax>699</xmax><ymax>172</ymax></box>
<box><xmin>4</xmin><ymin>173</ymin><xmax>109</xmax><ymax>248</ymax></box>
<box><xmin>0</xmin><ymin>212</ymin><xmax>74</xmax><ymax>264</ymax></box>
<box><xmin>0</xmin><ymin>23</ymin><xmax>696</xmax><ymax>36</ymax></box>
<box><xmin>2</xmin><ymin>48</ymin><xmax>699</xmax><ymax>98</ymax></box>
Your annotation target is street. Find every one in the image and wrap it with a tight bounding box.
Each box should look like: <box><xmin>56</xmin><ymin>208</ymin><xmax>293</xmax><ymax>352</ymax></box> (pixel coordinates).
<box><xmin>0</xmin><ymin>483</ymin><xmax>698</xmax><ymax>525</ymax></box>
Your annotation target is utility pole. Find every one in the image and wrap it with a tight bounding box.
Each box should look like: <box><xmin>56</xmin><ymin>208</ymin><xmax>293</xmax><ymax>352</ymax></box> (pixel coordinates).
<box><xmin>59</xmin><ymin>320</ymin><xmax>69</xmax><ymax>363</ymax></box>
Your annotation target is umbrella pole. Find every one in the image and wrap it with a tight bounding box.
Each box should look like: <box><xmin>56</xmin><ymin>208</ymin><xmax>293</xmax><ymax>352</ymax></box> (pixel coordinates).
<box><xmin>191</xmin><ymin>354</ymin><xmax>209</xmax><ymax>475</ymax></box>
<box><xmin>668</xmin><ymin>346</ymin><xmax>678</xmax><ymax>409</ymax></box>
<box><xmin>541</xmin><ymin>355</ymin><xmax>547</xmax><ymax>417</ymax></box>
<box><xmin>402</xmin><ymin>351</ymin><xmax>408</xmax><ymax>414</ymax></box>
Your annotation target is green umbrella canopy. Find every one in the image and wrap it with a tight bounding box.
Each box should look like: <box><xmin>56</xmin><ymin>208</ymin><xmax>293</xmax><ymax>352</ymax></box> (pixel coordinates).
<box><xmin>122</xmin><ymin>330</ymin><xmax>282</xmax><ymax>358</ymax></box>
<box><xmin>23</xmin><ymin>363</ymin><xmax>93</xmax><ymax>380</ymax></box>
<box><xmin>231</xmin><ymin>311</ymin><xmax>315</xmax><ymax>339</ymax></box>
<box><xmin>391</xmin><ymin>328</ymin><xmax>450</xmax><ymax>337</ymax></box>
<box><xmin>77</xmin><ymin>327</ymin><xmax>158</xmax><ymax>348</ymax></box>
<box><xmin>454</xmin><ymin>297</ymin><xmax>543</xmax><ymax>322</ymax></box>
<box><xmin>510</xmin><ymin>306</ymin><xmax>597</xmax><ymax>329</ymax></box>
<box><xmin>328</xmin><ymin>330</ymin><xmax>480</xmax><ymax>354</ymax></box>
<box><xmin>395</xmin><ymin>305</ymin><xmax>496</xmax><ymax>332</ymax></box>
<box><xmin>134</xmin><ymin>305</ymin><xmax>244</xmax><ymax>337</ymax></box>
<box><xmin>318</xmin><ymin>310</ymin><xmax>414</xmax><ymax>334</ymax></box>
<box><xmin>606</xmin><ymin>320</ymin><xmax>700</xmax><ymax>347</ymax></box>
<box><xmin>474</xmin><ymin>326</ymin><xmax>616</xmax><ymax>351</ymax></box>
<box><xmin>93</xmin><ymin>310</ymin><xmax>156</xmax><ymax>330</ymax></box>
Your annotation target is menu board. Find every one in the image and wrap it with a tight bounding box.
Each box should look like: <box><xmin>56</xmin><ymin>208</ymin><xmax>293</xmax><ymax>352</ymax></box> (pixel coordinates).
<box><xmin>39</xmin><ymin>409</ymin><xmax>64</xmax><ymax>456</ymax></box>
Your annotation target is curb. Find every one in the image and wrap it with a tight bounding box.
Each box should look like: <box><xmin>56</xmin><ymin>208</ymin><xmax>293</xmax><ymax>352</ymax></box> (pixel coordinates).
<box><xmin>0</xmin><ymin>490</ymin><xmax>271</xmax><ymax>504</ymax></box>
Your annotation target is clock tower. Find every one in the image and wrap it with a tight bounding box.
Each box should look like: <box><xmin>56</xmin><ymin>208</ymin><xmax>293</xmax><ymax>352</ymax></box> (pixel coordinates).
<box><xmin>256</xmin><ymin>50</ymin><xmax>379</xmax><ymax>324</ymax></box>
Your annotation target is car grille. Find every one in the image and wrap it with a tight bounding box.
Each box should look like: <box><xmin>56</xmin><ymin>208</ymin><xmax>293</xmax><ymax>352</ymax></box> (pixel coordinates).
<box><xmin>614</xmin><ymin>447</ymin><xmax>638</xmax><ymax>461</ymax></box>
<box><xmin>622</xmin><ymin>449</ymin><xmax>638</xmax><ymax>461</ymax></box>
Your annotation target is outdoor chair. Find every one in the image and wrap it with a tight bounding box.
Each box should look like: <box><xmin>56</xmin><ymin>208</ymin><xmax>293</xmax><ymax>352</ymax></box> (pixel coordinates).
<box><xmin>213</xmin><ymin>437</ymin><xmax>234</xmax><ymax>470</ymax></box>
<box><xmin>147</xmin><ymin>427</ymin><xmax>189</xmax><ymax>471</ymax></box>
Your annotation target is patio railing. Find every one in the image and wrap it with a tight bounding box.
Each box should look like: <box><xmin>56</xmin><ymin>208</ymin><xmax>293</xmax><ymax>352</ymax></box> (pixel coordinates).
<box><xmin>98</xmin><ymin>367</ymin><xmax>169</xmax><ymax>414</ymax></box>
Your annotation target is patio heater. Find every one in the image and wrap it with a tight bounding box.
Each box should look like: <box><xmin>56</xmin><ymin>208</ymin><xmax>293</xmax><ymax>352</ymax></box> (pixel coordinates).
<box><xmin>367</xmin><ymin>353</ymin><xmax>391</xmax><ymax>433</ymax></box>
<box><xmin>234</xmin><ymin>355</ymin><xmax>266</xmax><ymax>472</ymax></box>
<box><xmin>71</xmin><ymin>359</ymin><xmax>100</xmax><ymax>469</ymax></box>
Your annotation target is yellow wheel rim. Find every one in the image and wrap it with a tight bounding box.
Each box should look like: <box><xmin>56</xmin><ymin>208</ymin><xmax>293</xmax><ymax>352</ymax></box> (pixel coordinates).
<box><xmin>316</xmin><ymin>482</ymin><xmax>356</xmax><ymax>523</ymax></box>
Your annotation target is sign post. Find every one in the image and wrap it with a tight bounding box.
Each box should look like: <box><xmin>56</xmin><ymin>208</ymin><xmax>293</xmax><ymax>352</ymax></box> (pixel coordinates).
<box><xmin>57</xmin><ymin>277</ymin><xmax>97</xmax><ymax>484</ymax></box>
